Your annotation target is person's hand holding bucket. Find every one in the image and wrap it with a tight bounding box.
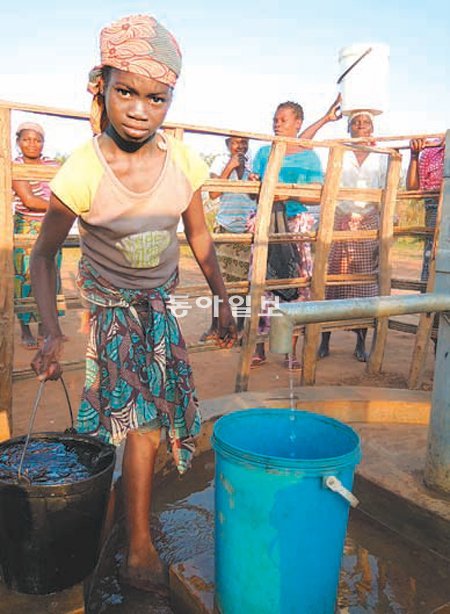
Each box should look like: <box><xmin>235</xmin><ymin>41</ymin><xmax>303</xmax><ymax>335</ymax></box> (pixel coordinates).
<box><xmin>31</xmin><ymin>334</ymin><xmax>65</xmax><ymax>381</ymax></box>
<box><xmin>324</xmin><ymin>93</ymin><xmax>343</xmax><ymax>123</ymax></box>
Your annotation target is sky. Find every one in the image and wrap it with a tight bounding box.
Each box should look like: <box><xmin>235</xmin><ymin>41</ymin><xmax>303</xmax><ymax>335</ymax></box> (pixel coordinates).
<box><xmin>2</xmin><ymin>0</ymin><xmax>450</xmax><ymax>159</ymax></box>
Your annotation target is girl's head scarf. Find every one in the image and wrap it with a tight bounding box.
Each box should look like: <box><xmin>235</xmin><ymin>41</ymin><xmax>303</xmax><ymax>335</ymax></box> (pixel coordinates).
<box><xmin>87</xmin><ymin>14</ymin><xmax>182</xmax><ymax>134</ymax></box>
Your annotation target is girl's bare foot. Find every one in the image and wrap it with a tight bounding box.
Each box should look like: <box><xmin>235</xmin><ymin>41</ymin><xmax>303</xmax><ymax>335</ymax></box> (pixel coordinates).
<box><xmin>120</xmin><ymin>545</ymin><xmax>168</xmax><ymax>594</ymax></box>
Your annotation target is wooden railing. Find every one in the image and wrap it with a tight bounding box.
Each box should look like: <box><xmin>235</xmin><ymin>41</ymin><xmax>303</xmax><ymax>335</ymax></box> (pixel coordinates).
<box><xmin>0</xmin><ymin>97</ymin><xmax>444</xmax><ymax>439</ymax></box>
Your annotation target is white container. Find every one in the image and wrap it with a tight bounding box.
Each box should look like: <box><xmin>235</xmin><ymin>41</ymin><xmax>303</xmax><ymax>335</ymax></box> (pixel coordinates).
<box><xmin>338</xmin><ymin>43</ymin><xmax>390</xmax><ymax>116</ymax></box>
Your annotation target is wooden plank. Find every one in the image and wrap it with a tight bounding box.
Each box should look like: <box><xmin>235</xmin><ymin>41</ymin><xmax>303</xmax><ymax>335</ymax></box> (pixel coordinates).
<box><xmin>0</xmin><ymin>107</ymin><xmax>13</xmax><ymax>441</ymax></box>
<box><xmin>15</xmin><ymin>294</ymin><xmax>67</xmax><ymax>314</ymax></box>
<box><xmin>0</xmin><ymin>98</ymin><xmax>442</xmax><ymax>149</ymax></box>
<box><xmin>394</xmin><ymin>226</ymin><xmax>434</xmax><ymax>236</ymax></box>
<box><xmin>12</xmin><ymin>163</ymin><xmax>59</xmax><ymax>181</ymax></box>
<box><xmin>0</xmin><ymin>98</ymin><xmax>89</xmax><ymax>120</ymax></box>
<box><xmin>302</xmin><ymin>146</ymin><xmax>344</xmax><ymax>385</ymax></box>
<box><xmin>174</xmin><ymin>127</ymin><xmax>185</xmax><ymax>140</ymax></box>
<box><xmin>368</xmin><ymin>153</ymin><xmax>402</xmax><ymax>374</ymax></box>
<box><xmin>388</xmin><ymin>319</ymin><xmax>423</xmax><ymax>335</ymax></box>
<box><xmin>333</xmin><ymin>132</ymin><xmax>443</xmax><ymax>145</ymax></box>
<box><xmin>391</xmin><ymin>278</ymin><xmax>427</xmax><ymax>292</ymax></box>
<box><xmin>205</xmin><ymin>179</ymin><xmax>382</xmax><ymax>203</ymax></box>
<box><xmin>235</xmin><ymin>141</ymin><xmax>286</xmax><ymax>392</ymax></box>
<box><xmin>396</xmin><ymin>190</ymin><xmax>439</xmax><ymax>200</ymax></box>
<box><xmin>408</xmin><ymin>181</ymin><xmax>445</xmax><ymax>388</ymax></box>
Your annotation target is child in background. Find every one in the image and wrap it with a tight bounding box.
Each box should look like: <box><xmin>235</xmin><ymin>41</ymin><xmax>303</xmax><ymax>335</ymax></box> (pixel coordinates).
<box><xmin>201</xmin><ymin>136</ymin><xmax>254</xmax><ymax>341</ymax></box>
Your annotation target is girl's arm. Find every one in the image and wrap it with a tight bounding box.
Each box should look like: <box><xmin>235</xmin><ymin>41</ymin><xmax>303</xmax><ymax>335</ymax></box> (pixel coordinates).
<box><xmin>182</xmin><ymin>189</ymin><xmax>237</xmax><ymax>346</ymax></box>
<box><xmin>12</xmin><ymin>180</ymin><xmax>50</xmax><ymax>212</ymax></box>
<box><xmin>30</xmin><ymin>194</ymin><xmax>77</xmax><ymax>380</ymax></box>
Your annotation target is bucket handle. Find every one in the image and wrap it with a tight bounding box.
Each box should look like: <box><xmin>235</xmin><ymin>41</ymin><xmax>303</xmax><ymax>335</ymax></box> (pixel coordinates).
<box><xmin>17</xmin><ymin>376</ymin><xmax>75</xmax><ymax>482</ymax></box>
<box><xmin>324</xmin><ymin>475</ymin><xmax>359</xmax><ymax>508</ymax></box>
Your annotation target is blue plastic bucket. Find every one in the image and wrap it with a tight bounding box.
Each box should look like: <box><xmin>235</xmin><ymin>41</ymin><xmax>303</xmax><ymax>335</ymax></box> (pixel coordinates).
<box><xmin>211</xmin><ymin>409</ymin><xmax>361</xmax><ymax>614</ymax></box>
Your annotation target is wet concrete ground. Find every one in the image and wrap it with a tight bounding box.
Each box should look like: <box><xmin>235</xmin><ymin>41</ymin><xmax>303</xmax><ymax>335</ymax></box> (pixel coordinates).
<box><xmin>2</xmin><ymin>386</ymin><xmax>449</xmax><ymax>612</ymax></box>
<box><xmin>87</xmin><ymin>450</ymin><xmax>450</xmax><ymax>613</ymax></box>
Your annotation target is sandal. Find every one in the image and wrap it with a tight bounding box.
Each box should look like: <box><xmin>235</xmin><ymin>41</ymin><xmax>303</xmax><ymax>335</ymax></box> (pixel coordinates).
<box><xmin>283</xmin><ymin>357</ymin><xmax>302</xmax><ymax>371</ymax></box>
<box><xmin>199</xmin><ymin>328</ymin><xmax>217</xmax><ymax>343</ymax></box>
<box><xmin>20</xmin><ymin>337</ymin><xmax>39</xmax><ymax>350</ymax></box>
<box><xmin>250</xmin><ymin>355</ymin><xmax>267</xmax><ymax>368</ymax></box>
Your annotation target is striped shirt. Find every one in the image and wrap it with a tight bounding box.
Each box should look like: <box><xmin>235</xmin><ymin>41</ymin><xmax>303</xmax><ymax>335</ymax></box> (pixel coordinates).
<box><xmin>210</xmin><ymin>153</ymin><xmax>254</xmax><ymax>233</ymax></box>
<box><xmin>13</xmin><ymin>156</ymin><xmax>58</xmax><ymax>220</ymax></box>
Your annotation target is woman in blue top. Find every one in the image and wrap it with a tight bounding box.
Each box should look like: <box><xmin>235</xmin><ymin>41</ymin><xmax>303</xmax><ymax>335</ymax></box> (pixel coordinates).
<box><xmin>251</xmin><ymin>101</ymin><xmax>324</xmax><ymax>369</ymax></box>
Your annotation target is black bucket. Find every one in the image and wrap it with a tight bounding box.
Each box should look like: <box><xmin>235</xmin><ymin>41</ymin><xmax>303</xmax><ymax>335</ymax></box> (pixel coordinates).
<box><xmin>0</xmin><ymin>432</ymin><xmax>115</xmax><ymax>594</ymax></box>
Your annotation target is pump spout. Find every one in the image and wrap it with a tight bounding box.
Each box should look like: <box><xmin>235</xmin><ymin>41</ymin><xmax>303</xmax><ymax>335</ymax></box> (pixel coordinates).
<box><xmin>269</xmin><ymin>293</ymin><xmax>450</xmax><ymax>354</ymax></box>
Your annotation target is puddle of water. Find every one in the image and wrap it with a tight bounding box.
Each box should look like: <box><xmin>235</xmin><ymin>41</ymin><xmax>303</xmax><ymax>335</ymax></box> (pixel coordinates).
<box><xmin>87</xmin><ymin>450</ymin><xmax>450</xmax><ymax>613</ymax></box>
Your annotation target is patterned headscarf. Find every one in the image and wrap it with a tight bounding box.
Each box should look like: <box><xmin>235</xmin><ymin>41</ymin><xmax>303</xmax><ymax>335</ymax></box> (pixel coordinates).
<box><xmin>87</xmin><ymin>14</ymin><xmax>182</xmax><ymax>134</ymax></box>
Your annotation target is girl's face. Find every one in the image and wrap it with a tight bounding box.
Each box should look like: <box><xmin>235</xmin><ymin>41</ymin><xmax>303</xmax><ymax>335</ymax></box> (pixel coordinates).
<box><xmin>273</xmin><ymin>108</ymin><xmax>303</xmax><ymax>138</ymax></box>
<box><xmin>103</xmin><ymin>68</ymin><xmax>173</xmax><ymax>142</ymax></box>
<box><xmin>350</xmin><ymin>114</ymin><xmax>373</xmax><ymax>139</ymax></box>
<box><xmin>17</xmin><ymin>129</ymin><xmax>44</xmax><ymax>160</ymax></box>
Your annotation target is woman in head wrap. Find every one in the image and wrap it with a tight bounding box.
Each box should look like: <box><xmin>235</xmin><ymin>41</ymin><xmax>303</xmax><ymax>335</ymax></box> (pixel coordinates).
<box><xmin>30</xmin><ymin>14</ymin><xmax>236</xmax><ymax>593</ymax></box>
<box><xmin>318</xmin><ymin>111</ymin><xmax>387</xmax><ymax>362</ymax></box>
<box><xmin>12</xmin><ymin>123</ymin><xmax>64</xmax><ymax>348</ymax></box>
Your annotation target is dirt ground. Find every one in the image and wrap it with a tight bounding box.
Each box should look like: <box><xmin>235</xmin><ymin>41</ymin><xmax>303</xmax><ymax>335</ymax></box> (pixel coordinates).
<box><xmin>11</xmin><ymin>243</ymin><xmax>436</xmax><ymax>436</ymax></box>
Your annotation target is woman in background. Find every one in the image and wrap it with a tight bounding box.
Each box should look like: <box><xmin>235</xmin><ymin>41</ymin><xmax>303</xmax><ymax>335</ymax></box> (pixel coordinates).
<box><xmin>318</xmin><ymin>112</ymin><xmax>387</xmax><ymax>362</ymax></box>
<box><xmin>250</xmin><ymin>100</ymin><xmax>324</xmax><ymax>369</ymax></box>
<box><xmin>12</xmin><ymin>122</ymin><xmax>64</xmax><ymax>348</ymax></box>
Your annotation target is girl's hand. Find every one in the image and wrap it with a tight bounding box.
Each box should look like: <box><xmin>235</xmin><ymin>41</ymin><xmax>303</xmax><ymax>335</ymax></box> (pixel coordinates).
<box><xmin>215</xmin><ymin>301</ymin><xmax>238</xmax><ymax>348</ymax></box>
<box><xmin>31</xmin><ymin>335</ymin><xmax>65</xmax><ymax>381</ymax></box>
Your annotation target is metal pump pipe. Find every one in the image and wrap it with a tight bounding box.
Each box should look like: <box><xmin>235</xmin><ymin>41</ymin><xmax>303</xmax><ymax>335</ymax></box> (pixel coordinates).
<box><xmin>269</xmin><ymin>291</ymin><xmax>450</xmax><ymax>496</ymax></box>
<box><xmin>269</xmin><ymin>129</ymin><xmax>450</xmax><ymax>495</ymax></box>
<box><xmin>269</xmin><ymin>293</ymin><xmax>450</xmax><ymax>355</ymax></box>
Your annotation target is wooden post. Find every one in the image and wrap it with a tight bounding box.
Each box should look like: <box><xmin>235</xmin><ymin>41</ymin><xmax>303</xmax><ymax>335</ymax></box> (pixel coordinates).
<box><xmin>235</xmin><ymin>141</ymin><xmax>286</xmax><ymax>392</ymax></box>
<box><xmin>0</xmin><ymin>107</ymin><xmax>13</xmax><ymax>441</ymax></box>
<box><xmin>408</xmin><ymin>180</ymin><xmax>444</xmax><ymax>388</ymax></box>
<box><xmin>174</xmin><ymin>127</ymin><xmax>185</xmax><ymax>141</ymax></box>
<box><xmin>302</xmin><ymin>146</ymin><xmax>344</xmax><ymax>385</ymax></box>
<box><xmin>367</xmin><ymin>152</ymin><xmax>402</xmax><ymax>374</ymax></box>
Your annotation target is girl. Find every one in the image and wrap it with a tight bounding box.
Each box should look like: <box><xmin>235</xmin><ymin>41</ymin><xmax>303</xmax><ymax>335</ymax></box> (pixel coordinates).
<box><xmin>30</xmin><ymin>14</ymin><xmax>236</xmax><ymax>593</ymax></box>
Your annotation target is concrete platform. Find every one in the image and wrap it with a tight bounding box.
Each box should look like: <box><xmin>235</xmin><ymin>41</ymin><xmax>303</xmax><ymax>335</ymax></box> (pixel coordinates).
<box><xmin>3</xmin><ymin>385</ymin><xmax>450</xmax><ymax>613</ymax></box>
<box><xmin>168</xmin><ymin>387</ymin><xmax>450</xmax><ymax>614</ymax></box>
